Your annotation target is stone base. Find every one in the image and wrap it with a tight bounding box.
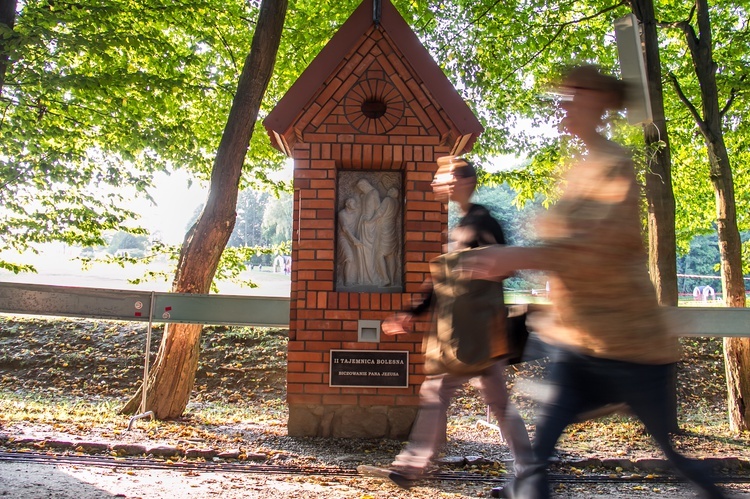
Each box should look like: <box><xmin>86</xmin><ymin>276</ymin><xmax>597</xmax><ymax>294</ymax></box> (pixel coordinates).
<box><xmin>288</xmin><ymin>404</ymin><xmax>418</xmax><ymax>439</ymax></box>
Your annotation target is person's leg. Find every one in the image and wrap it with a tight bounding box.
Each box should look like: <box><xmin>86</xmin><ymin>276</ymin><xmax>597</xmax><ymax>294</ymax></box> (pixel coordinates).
<box><xmin>620</xmin><ymin>362</ymin><xmax>727</xmax><ymax>499</ymax></box>
<box><xmin>476</xmin><ymin>361</ymin><xmax>534</xmax><ymax>476</ymax></box>
<box><xmin>495</xmin><ymin>348</ymin><xmax>592</xmax><ymax>499</ymax></box>
<box><xmin>392</xmin><ymin>373</ymin><xmax>466</xmax><ymax>473</ymax></box>
<box><xmin>532</xmin><ymin>349</ymin><xmax>598</xmax><ymax>464</ymax></box>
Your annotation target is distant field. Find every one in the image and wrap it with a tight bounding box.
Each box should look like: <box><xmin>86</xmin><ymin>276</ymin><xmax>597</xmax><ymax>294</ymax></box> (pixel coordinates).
<box><xmin>0</xmin><ymin>248</ymin><xmax>740</xmax><ymax>304</ymax></box>
<box><xmin>504</xmin><ymin>290</ymin><xmax>731</xmax><ymax>307</ymax></box>
<box><xmin>0</xmin><ymin>250</ymin><xmax>291</xmax><ymax>297</ymax></box>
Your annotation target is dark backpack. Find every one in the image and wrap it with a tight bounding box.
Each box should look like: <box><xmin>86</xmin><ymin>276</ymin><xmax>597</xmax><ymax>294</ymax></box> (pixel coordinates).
<box><xmin>424</xmin><ymin>248</ymin><xmax>509</xmax><ymax>375</ymax></box>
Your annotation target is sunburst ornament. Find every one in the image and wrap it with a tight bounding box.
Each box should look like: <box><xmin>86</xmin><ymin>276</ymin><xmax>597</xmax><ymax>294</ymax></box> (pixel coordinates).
<box><xmin>343</xmin><ymin>78</ymin><xmax>405</xmax><ymax>134</ymax></box>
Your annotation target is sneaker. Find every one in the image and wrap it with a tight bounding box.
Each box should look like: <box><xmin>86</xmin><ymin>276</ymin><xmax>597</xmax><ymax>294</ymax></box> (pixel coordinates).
<box><xmin>490</xmin><ymin>485</ymin><xmax>508</xmax><ymax>498</ymax></box>
<box><xmin>356</xmin><ymin>465</ymin><xmax>419</xmax><ymax>489</ymax></box>
<box><xmin>387</xmin><ymin>468</ymin><xmax>417</xmax><ymax>489</ymax></box>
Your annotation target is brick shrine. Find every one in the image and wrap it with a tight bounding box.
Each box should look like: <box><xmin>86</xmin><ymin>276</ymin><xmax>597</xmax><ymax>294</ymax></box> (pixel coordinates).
<box><xmin>263</xmin><ymin>0</ymin><xmax>482</xmax><ymax>438</ymax></box>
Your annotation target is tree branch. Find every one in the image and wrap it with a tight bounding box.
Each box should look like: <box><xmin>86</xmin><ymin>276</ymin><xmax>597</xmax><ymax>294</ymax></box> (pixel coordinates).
<box><xmin>656</xmin><ymin>1</ymin><xmax>700</xmax><ymax>55</ymax></box>
<box><xmin>720</xmin><ymin>87</ymin><xmax>738</xmax><ymax>118</ymax></box>
<box><xmin>696</xmin><ymin>0</ymin><xmax>711</xmax><ymax>53</ymax></box>
<box><xmin>658</xmin><ymin>7</ymin><xmax>705</xmax><ymax>87</ymax></box>
<box><xmin>667</xmin><ymin>71</ymin><xmax>707</xmax><ymax>134</ymax></box>
<box><xmin>211</xmin><ymin>24</ymin><xmax>239</xmax><ymax>75</ymax></box>
<box><xmin>655</xmin><ymin>1</ymin><xmax>696</xmax><ymax>28</ymax></box>
<box><xmin>720</xmin><ymin>74</ymin><xmax>746</xmax><ymax>117</ymax></box>
<box><xmin>499</xmin><ymin>1</ymin><xmax>627</xmax><ymax>85</ymax></box>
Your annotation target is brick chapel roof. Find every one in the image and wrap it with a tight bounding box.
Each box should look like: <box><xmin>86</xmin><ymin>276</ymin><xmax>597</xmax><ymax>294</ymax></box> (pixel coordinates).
<box><xmin>263</xmin><ymin>0</ymin><xmax>483</xmax><ymax>155</ymax></box>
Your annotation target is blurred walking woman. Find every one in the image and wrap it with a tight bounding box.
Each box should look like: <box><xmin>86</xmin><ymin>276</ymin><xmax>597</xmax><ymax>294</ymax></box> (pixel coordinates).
<box><xmin>466</xmin><ymin>65</ymin><xmax>727</xmax><ymax>499</ymax></box>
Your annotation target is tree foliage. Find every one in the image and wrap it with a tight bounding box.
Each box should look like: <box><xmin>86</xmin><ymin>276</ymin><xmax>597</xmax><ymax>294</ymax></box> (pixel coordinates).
<box><xmin>657</xmin><ymin>0</ymin><xmax>750</xmax><ymax>250</ymax></box>
<box><xmin>677</xmin><ymin>233</ymin><xmax>723</xmax><ymax>295</ymax></box>
<box><xmin>3</xmin><ymin>0</ymin><xmax>749</xmax><ymax>277</ymax></box>
<box><xmin>457</xmin><ymin>184</ymin><xmax>546</xmax><ymax>290</ymax></box>
<box><xmin>394</xmin><ymin>0</ymin><xmax>749</xmax><ymax>264</ymax></box>
<box><xmin>261</xmin><ymin>191</ymin><xmax>292</xmax><ymax>246</ymax></box>
<box><xmin>229</xmin><ymin>190</ymin><xmax>270</xmax><ymax>247</ymax></box>
<box><xmin>0</xmin><ymin>0</ymin><xmax>278</xmax><ymax>271</ymax></box>
<box><xmin>106</xmin><ymin>231</ymin><xmax>148</xmax><ymax>254</ymax></box>
<box><xmin>120</xmin><ymin>0</ymin><xmax>288</xmax><ymax>419</ymax></box>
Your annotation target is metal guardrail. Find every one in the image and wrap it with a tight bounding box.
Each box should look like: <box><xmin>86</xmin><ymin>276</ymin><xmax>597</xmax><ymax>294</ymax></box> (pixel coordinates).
<box><xmin>1</xmin><ymin>281</ymin><xmax>750</xmax><ymax>336</ymax></box>
<box><xmin>0</xmin><ymin>281</ymin><xmax>290</xmax><ymax>327</ymax></box>
<box><xmin>666</xmin><ymin>306</ymin><xmax>750</xmax><ymax>338</ymax></box>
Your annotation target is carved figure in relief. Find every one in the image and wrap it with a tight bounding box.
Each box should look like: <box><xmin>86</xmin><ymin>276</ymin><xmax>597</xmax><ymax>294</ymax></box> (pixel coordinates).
<box><xmin>371</xmin><ymin>187</ymin><xmax>399</xmax><ymax>286</ymax></box>
<box><xmin>356</xmin><ymin>179</ymin><xmax>381</xmax><ymax>283</ymax></box>
<box><xmin>337</xmin><ymin>197</ymin><xmax>363</xmax><ymax>286</ymax></box>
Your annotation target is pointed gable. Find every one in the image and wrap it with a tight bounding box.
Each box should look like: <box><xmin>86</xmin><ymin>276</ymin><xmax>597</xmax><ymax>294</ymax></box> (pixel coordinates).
<box><xmin>263</xmin><ymin>0</ymin><xmax>483</xmax><ymax>156</ymax></box>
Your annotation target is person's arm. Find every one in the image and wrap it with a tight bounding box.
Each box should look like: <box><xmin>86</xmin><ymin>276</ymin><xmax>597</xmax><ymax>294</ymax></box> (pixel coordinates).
<box><xmin>459</xmin><ymin>245</ymin><xmax>551</xmax><ymax>280</ymax></box>
<box><xmin>382</xmin><ymin>279</ymin><xmax>434</xmax><ymax>335</ymax></box>
<box><xmin>343</xmin><ymin>226</ymin><xmax>362</xmax><ymax>247</ymax></box>
<box><xmin>381</xmin><ymin>312</ymin><xmax>413</xmax><ymax>335</ymax></box>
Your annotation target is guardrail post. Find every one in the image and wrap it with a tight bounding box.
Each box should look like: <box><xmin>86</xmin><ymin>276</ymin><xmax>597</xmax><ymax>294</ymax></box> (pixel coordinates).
<box><xmin>127</xmin><ymin>291</ymin><xmax>156</xmax><ymax>430</ymax></box>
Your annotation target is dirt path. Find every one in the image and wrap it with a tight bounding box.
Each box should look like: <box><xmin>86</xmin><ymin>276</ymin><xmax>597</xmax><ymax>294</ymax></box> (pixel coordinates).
<box><xmin>2</xmin><ymin>459</ymin><xmax>749</xmax><ymax>499</ymax></box>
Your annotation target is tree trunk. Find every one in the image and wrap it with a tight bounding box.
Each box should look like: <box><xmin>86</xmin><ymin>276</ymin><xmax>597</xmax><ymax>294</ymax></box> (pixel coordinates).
<box><xmin>121</xmin><ymin>0</ymin><xmax>289</xmax><ymax>419</ymax></box>
<box><xmin>630</xmin><ymin>0</ymin><xmax>679</xmax><ymax>434</ymax></box>
<box><xmin>0</xmin><ymin>0</ymin><xmax>18</xmax><ymax>94</ymax></box>
<box><xmin>675</xmin><ymin>0</ymin><xmax>746</xmax><ymax>309</ymax></box>
<box><xmin>631</xmin><ymin>0</ymin><xmax>678</xmax><ymax>307</ymax></box>
<box><xmin>670</xmin><ymin>0</ymin><xmax>747</xmax><ymax>431</ymax></box>
<box><xmin>705</xmin><ymin>136</ymin><xmax>745</xmax><ymax>309</ymax></box>
<box><xmin>708</xmin><ymin>130</ymin><xmax>750</xmax><ymax>431</ymax></box>
<box><xmin>725</xmin><ymin>337</ymin><xmax>750</xmax><ymax>431</ymax></box>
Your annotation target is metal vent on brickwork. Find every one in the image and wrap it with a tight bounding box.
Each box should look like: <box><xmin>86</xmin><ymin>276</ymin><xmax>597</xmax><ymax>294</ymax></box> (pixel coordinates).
<box><xmin>343</xmin><ymin>78</ymin><xmax>405</xmax><ymax>134</ymax></box>
<box><xmin>358</xmin><ymin>319</ymin><xmax>381</xmax><ymax>343</ymax></box>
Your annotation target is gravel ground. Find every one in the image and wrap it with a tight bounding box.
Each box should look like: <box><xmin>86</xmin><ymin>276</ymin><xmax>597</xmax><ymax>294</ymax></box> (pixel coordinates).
<box><xmin>2</xmin><ymin>459</ymin><xmax>750</xmax><ymax>498</ymax></box>
<box><xmin>2</xmin><ymin>417</ymin><xmax>750</xmax><ymax>499</ymax></box>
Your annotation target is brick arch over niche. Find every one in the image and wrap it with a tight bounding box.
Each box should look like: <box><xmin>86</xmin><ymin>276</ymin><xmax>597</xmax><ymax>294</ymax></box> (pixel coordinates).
<box><xmin>263</xmin><ymin>0</ymin><xmax>483</xmax><ymax>439</ymax></box>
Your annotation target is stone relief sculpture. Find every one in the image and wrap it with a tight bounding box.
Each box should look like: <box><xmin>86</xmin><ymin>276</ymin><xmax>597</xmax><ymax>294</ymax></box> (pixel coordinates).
<box><xmin>336</xmin><ymin>172</ymin><xmax>402</xmax><ymax>290</ymax></box>
<box><xmin>337</xmin><ymin>197</ymin><xmax>363</xmax><ymax>286</ymax></box>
